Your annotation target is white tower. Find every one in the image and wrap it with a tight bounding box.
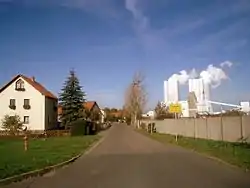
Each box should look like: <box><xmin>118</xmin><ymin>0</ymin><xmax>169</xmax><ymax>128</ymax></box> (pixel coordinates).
<box><xmin>164</xmin><ymin>80</ymin><xmax>168</xmax><ymax>103</ymax></box>
<box><xmin>164</xmin><ymin>78</ymin><xmax>179</xmax><ymax>105</ymax></box>
<box><xmin>168</xmin><ymin>77</ymin><xmax>179</xmax><ymax>103</ymax></box>
<box><xmin>189</xmin><ymin>78</ymin><xmax>212</xmax><ymax>113</ymax></box>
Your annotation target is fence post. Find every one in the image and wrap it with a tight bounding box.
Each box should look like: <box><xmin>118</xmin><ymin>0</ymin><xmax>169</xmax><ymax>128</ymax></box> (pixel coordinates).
<box><xmin>175</xmin><ymin>113</ymin><xmax>178</xmax><ymax>142</ymax></box>
<box><xmin>240</xmin><ymin>115</ymin><xmax>243</xmax><ymax>141</ymax></box>
<box><xmin>194</xmin><ymin>118</ymin><xmax>196</xmax><ymax>139</ymax></box>
<box><xmin>221</xmin><ymin>116</ymin><xmax>224</xmax><ymax>141</ymax></box>
<box><xmin>206</xmin><ymin>117</ymin><xmax>208</xmax><ymax>139</ymax></box>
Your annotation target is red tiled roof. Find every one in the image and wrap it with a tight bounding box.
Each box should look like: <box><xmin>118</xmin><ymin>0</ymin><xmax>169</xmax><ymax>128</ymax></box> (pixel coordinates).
<box><xmin>83</xmin><ymin>101</ymin><xmax>96</xmax><ymax>111</ymax></box>
<box><xmin>0</xmin><ymin>74</ymin><xmax>57</xmax><ymax>99</ymax></box>
<box><xmin>58</xmin><ymin>101</ymin><xmax>99</xmax><ymax>115</ymax></box>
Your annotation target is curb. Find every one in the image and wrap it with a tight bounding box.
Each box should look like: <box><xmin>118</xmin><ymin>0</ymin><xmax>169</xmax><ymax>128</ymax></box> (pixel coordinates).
<box><xmin>0</xmin><ymin>136</ymin><xmax>105</xmax><ymax>186</ymax></box>
<box><xmin>83</xmin><ymin>134</ymin><xmax>106</xmax><ymax>155</ymax></box>
<box><xmin>0</xmin><ymin>154</ymin><xmax>81</xmax><ymax>186</ymax></box>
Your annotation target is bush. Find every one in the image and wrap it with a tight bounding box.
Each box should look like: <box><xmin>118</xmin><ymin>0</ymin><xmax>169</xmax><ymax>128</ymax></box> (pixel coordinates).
<box><xmin>125</xmin><ymin>117</ymin><xmax>131</xmax><ymax>125</ymax></box>
<box><xmin>1</xmin><ymin>115</ymin><xmax>24</xmax><ymax>135</ymax></box>
<box><xmin>70</xmin><ymin>119</ymin><xmax>87</xmax><ymax>136</ymax></box>
<box><xmin>88</xmin><ymin>121</ymin><xmax>102</xmax><ymax>135</ymax></box>
<box><xmin>140</xmin><ymin>122</ymin><xmax>146</xmax><ymax>129</ymax></box>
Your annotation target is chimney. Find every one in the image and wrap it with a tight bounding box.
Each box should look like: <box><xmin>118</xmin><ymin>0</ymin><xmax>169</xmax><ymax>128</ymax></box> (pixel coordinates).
<box><xmin>31</xmin><ymin>76</ymin><xmax>35</xmax><ymax>82</ymax></box>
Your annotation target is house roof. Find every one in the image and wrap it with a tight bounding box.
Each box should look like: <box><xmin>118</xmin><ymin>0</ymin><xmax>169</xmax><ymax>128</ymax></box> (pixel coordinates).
<box><xmin>83</xmin><ymin>101</ymin><xmax>98</xmax><ymax>111</ymax></box>
<box><xmin>110</xmin><ymin>110</ymin><xmax>124</xmax><ymax>117</ymax></box>
<box><xmin>58</xmin><ymin>101</ymin><xmax>100</xmax><ymax>116</ymax></box>
<box><xmin>0</xmin><ymin>74</ymin><xmax>57</xmax><ymax>99</ymax></box>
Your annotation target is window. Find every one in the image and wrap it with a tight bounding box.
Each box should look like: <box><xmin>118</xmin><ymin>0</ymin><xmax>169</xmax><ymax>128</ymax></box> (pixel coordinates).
<box><xmin>24</xmin><ymin>116</ymin><xmax>29</xmax><ymax>124</ymax></box>
<box><xmin>9</xmin><ymin>99</ymin><xmax>16</xmax><ymax>110</ymax></box>
<box><xmin>15</xmin><ymin>79</ymin><xmax>25</xmax><ymax>91</ymax></box>
<box><xmin>23</xmin><ymin>99</ymin><xmax>31</xmax><ymax>109</ymax></box>
<box><xmin>10</xmin><ymin>99</ymin><xmax>15</xmax><ymax>106</ymax></box>
<box><xmin>24</xmin><ymin>99</ymin><xmax>30</xmax><ymax>105</ymax></box>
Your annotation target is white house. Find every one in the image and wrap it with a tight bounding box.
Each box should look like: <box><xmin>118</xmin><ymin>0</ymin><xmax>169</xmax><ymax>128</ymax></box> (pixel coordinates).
<box><xmin>0</xmin><ymin>75</ymin><xmax>58</xmax><ymax>131</ymax></box>
<box><xmin>100</xmin><ymin>109</ymin><xmax>106</xmax><ymax>123</ymax></box>
<box><xmin>142</xmin><ymin>110</ymin><xmax>155</xmax><ymax>118</ymax></box>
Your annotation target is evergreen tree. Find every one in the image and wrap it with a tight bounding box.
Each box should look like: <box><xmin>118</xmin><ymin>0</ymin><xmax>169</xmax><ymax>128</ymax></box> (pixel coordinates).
<box><xmin>59</xmin><ymin>70</ymin><xmax>86</xmax><ymax>129</ymax></box>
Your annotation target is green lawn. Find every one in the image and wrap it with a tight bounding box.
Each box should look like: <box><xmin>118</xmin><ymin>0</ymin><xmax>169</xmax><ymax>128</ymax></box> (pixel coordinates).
<box><xmin>0</xmin><ymin>136</ymin><xmax>100</xmax><ymax>179</ymax></box>
<box><xmin>139</xmin><ymin>130</ymin><xmax>250</xmax><ymax>171</ymax></box>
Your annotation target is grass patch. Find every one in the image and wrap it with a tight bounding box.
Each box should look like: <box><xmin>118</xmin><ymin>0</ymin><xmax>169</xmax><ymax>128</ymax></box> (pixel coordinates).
<box><xmin>0</xmin><ymin>136</ymin><xmax>100</xmax><ymax>179</ymax></box>
<box><xmin>139</xmin><ymin>130</ymin><xmax>250</xmax><ymax>171</ymax></box>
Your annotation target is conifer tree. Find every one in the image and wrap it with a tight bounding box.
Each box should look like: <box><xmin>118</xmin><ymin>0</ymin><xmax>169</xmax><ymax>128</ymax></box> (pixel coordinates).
<box><xmin>59</xmin><ymin>70</ymin><xmax>86</xmax><ymax>129</ymax></box>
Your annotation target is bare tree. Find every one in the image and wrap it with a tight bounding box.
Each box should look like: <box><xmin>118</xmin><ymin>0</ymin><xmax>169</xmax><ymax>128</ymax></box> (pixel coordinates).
<box><xmin>124</xmin><ymin>72</ymin><xmax>147</xmax><ymax>128</ymax></box>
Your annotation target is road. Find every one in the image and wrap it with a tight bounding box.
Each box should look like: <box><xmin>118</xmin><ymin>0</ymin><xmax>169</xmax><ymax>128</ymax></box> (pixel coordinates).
<box><xmin>3</xmin><ymin>123</ymin><xmax>250</xmax><ymax>188</ymax></box>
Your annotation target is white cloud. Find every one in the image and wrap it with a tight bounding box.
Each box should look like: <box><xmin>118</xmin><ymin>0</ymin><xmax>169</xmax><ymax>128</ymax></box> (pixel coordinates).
<box><xmin>168</xmin><ymin>62</ymin><xmax>232</xmax><ymax>88</ymax></box>
<box><xmin>168</xmin><ymin>69</ymin><xmax>198</xmax><ymax>85</ymax></box>
<box><xmin>125</xmin><ymin>0</ymin><xmax>149</xmax><ymax>32</ymax></box>
<box><xmin>168</xmin><ymin>70</ymin><xmax>190</xmax><ymax>85</ymax></box>
<box><xmin>189</xmin><ymin>68</ymin><xmax>198</xmax><ymax>79</ymax></box>
<box><xmin>200</xmin><ymin>64</ymin><xmax>228</xmax><ymax>88</ymax></box>
<box><xmin>220</xmin><ymin>60</ymin><xmax>233</xmax><ymax>68</ymax></box>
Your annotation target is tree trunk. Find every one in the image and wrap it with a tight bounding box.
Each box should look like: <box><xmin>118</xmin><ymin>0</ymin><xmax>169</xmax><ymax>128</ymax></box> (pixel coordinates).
<box><xmin>134</xmin><ymin>113</ymin><xmax>137</xmax><ymax>128</ymax></box>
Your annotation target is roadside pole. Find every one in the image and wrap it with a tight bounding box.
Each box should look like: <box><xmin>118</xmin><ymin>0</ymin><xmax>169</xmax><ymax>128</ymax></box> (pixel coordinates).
<box><xmin>175</xmin><ymin>112</ymin><xmax>178</xmax><ymax>142</ymax></box>
<box><xmin>169</xmin><ymin>103</ymin><xmax>181</xmax><ymax>143</ymax></box>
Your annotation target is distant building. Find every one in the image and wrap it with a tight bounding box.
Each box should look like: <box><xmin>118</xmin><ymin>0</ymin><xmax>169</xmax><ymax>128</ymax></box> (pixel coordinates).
<box><xmin>164</xmin><ymin>77</ymin><xmax>179</xmax><ymax>104</ymax></box>
<box><xmin>100</xmin><ymin>109</ymin><xmax>106</xmax><ymax>123</ymax></box>
<box><xmin>83</xmin><ymin>101</ymin><xmax>101</xmax><ymax>113</ymax></box>
<box><xmin>58</xmin><ymin>101</ymin><xmax>102</xmax><ymax>122</ymax></box>
<box><xmin>189</xmin><ymin>78</ymin><xmax>213</xmax><ymax>113</ymax></box>
<box><xmin>0</xmin><ymin>75</ymin><xmax>58</xmax><ymax>131</ymax></box>
<box><xmin>142</xmin><ymin>110</ymin><xmax>155</xmax><ymax>118</ymax></box>
<box><xmin>187</xmin><ymin>92</ymin><xmax>198</xmax><ymax>117</ymax></box>
<box><xmin>179</xmin><ymin>100</ymin><xmax>189</xmax><ymax>117</ymax></box>
<box><xmin>240</xmin><ymin>102</ymin><xmax>250</xmax><ymax>113</ymax></box>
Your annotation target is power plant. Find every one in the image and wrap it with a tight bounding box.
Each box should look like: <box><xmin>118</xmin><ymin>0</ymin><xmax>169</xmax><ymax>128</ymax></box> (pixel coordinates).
<box><xmin>163</xmin><ymin>78</ymin><xmax>250</xmax><ymax>117</ymax></box>
<box><xmin>163</xmin><ymin>77</ymin><xmax>179</xmax><ymax>104</ymax></box>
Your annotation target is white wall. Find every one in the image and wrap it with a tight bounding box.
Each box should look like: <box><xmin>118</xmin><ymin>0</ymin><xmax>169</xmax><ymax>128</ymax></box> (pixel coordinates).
<box><xmin>163</xmin><ymin>80</ymin><xmax>168</xmax><ymax>103</ymax></box>
<box><xmin>189</xmin><ymin>78</ymin><xmax>204</xmax><ymax>103</ymax></box>
<box><xmin>0</xmin><ymin>78</ymin><xmax>45</xmax><ymax>130</ymax></box>
<box><xmin>100</xmin><ymin>109</ymin><xmax>105</xmax><ymax>123</ymax></box>
<box><xmin>167</xmin><ymin>77</ymin><xmax>179</xmax><ymax>103</ymax></box>
<box><xmin>179</xmin><ymin>101</ymin><xmax>189</xmax><ymax>117</ymax></box>
<box><xmin>189</xmin><ymin>78</ymin><xmax>213</xmax><ymax>113</ymax></box>
<box><xmin>143</xmin><ymin>116</ymin><xmax>250</xmax><ymax>143</ymax></box>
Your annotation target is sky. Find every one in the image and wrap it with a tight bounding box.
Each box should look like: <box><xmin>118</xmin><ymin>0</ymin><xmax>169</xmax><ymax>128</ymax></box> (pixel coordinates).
<box><xmin>0</xmin><ymin>0</ymin><xmax>250</xmax><ymax>110</ymax></box>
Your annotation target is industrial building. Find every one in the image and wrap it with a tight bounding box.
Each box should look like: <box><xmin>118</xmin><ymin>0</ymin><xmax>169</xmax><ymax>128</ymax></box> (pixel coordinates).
<box><xmin>163</xmin><ymin>78</ymin><xmax>250</xmax><ymax>117</ymax></box>
<box><xmin>163</xmin><ymin>77</ymin><xmax>179</xmax><ymax>104</ymax></box>
<box><xmin>188</xmin><ymin>78</ymin><xmax>213</xmax><ymax>113</ymax></box>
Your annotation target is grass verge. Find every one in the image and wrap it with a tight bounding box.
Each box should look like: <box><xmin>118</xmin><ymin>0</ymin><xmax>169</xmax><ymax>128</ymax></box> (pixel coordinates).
<box><xmin>0</xmin><ymin>136</ymin><xmax>100</xmax><ymax>179</ymax></box>
<box><xmin>138</xmin><ymin>129</ymin><xmax>250</xmax><ymax>171</ymax></box>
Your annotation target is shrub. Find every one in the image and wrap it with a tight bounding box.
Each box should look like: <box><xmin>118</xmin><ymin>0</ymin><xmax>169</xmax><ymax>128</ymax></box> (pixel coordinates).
<box><xmin>140</xmin><ymin>122</ymin><xmax>146</xmax><ymax>129</ymax></box>
<box><xmin>1</xmin><ymin>115</ymin><xmax>24</xmax><ymax>135</ymax></box>
<box><xmin>125</xmin><ymin>117</ymin><xmax>131</xmax><ymax>125</ymax></box>
<box><xmin>88</xmin><ymin>121</ymin><xmax>100</xmax><ymax>135</ymax></box>
<box><xmin>70</xmin><ymin>119</ymin><xmax>87</xmax><ymax>136</ymax></box>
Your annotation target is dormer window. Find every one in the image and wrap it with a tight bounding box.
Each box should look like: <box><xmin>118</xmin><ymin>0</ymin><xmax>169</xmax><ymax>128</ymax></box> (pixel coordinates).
<box><xmin>15</xmin><ymin>79</ymin><xmax>25</xmax><ymax>91</ymax></box>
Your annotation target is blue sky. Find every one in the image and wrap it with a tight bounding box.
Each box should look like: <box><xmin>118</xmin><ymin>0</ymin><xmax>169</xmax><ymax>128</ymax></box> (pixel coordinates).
<box><xmin>0</xmin><ymin>0</ymin><xmax>250</xmax><ymax>109</ymax></box>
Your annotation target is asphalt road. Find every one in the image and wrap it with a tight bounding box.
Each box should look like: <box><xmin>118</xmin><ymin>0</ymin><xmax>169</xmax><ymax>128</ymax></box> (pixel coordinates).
<box><xmin>3</xmin><ymin>123</ymin><xmax>250</xmax><ymax>188</ymax></box>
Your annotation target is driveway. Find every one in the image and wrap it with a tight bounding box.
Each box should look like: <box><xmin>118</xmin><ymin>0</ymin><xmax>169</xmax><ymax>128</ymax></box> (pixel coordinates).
<box><xmin>3</xmin><ymin>123</ymin><xmax>250</xmax><ymax>188</ymax></box>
